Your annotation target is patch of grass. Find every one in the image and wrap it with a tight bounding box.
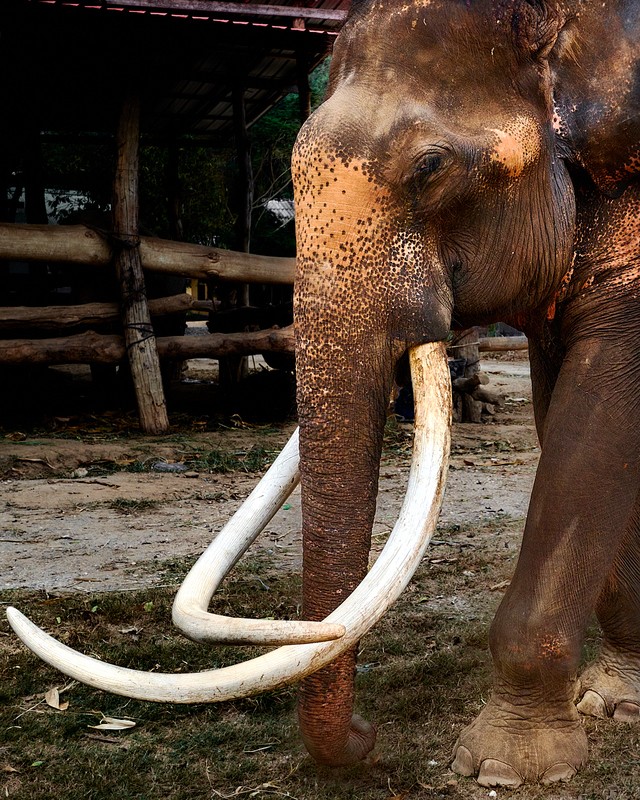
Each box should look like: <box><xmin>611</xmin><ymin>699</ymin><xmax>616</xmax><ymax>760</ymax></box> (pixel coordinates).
<box><xmin>382</xmin><ymin>416</ymin><xmax>413</xmax><ymax>459</ymax></box>
<box><xmin>189</xmin><ymin>445</ymin><xmax>276</xmax><ymax>474</ymax></box>
<box><xmin>3</xmin><ymin>551</ymin><xmax>640</xmax><ymax>799</ymax></box>
<box><xmin>107</xmin><ymin>498</ymin><xmax>161</xmax><ymax>514</ymax></box>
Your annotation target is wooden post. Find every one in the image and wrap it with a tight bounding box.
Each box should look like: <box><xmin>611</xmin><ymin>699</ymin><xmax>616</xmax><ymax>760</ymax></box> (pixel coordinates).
<box><xmin>166</xmin><ymin>141</ymin><xmax>184</xmax><ymax>241</ymax></box>
<box><xmin>232</xmin><ymin>85</ymin><xmax>253</xmax><ymax>259</ymax></box>
<box><xmin>113</xmin><ymin>92</ymin><xmax>169</xmax><ymax>434</ymax></box>
<box><xmin>296</xmin><ymin>51</ymin><xmax>311</xmax><ymax>123</ymax></box>
<box><xmin>450</xmin><ymin>328</ymin><xmax>483</xmax><ymax>423</ymax></box>
<box><xmin>24</xmin><ymin>125</ymin><xmax>48</xmax><ymax>225</ymax></box>
<box><xmin>0</xmin><ymin>132</ymin><xmax>11</xmax><ymax>223</ymax></box>
<box><xmin>217</xmin><ymin>84</ymin><xmax>254</xmax><ymax>399</ymax></box>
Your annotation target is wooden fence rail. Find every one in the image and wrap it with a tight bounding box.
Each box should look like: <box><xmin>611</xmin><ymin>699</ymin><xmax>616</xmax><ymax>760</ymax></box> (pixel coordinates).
<box><xmin>0</xmin><ymin>328</ymin><xmax>528</xmax><ymax>366</ymax></box>
<box><xmin>0</xmin><ymin>223</ymin><xmax>296</xmax><ymax>284</ymax></box>
<box><xmin>0</xmin><ymin>294</ymin><xmax>211</xmax><ymax>331</ymax></box>
<box><xmin>0</xmin><ymin>326</ymin><xmax>294</xmax><ymax>366</ymax></box>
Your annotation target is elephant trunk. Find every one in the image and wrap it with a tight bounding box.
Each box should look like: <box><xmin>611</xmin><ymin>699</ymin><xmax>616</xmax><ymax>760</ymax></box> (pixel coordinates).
<box><xmin>294</xmin><ymin>331</ymin><xmax>394</xmax><ymax>764</ymax></box>
<box><xmin>291</xmin><ymin>122</ymin><xmax>452</xmax><ymax>764</ymax></box>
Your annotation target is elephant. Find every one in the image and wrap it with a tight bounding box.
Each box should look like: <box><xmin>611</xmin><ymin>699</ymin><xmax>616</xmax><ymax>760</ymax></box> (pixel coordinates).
<box><xmin>7</xmin><ymin>0</ymin><xmax>640</xmax><ymax>788</ymax></box>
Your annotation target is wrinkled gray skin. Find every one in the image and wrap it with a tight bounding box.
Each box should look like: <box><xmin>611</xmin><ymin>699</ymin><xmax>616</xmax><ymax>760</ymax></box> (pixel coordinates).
<box><xmin>292</xmin><ymin>0</ymin><xmax>640</xmax><ymax>786</ymax></box>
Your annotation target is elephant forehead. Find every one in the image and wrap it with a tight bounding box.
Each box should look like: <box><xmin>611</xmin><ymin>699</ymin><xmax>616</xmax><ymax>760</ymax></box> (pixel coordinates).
<box><xmin>485</xmin><ymin>116</ymin><xmax>542</xmax><ymax>177</ymax></box>
<box><xmin>293</xmin><ymin>152</ymin><xmax>393</xmax><ymax>246</ymax></box>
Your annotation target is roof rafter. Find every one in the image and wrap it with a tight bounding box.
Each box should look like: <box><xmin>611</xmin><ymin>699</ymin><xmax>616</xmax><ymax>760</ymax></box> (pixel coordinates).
<box><xmin>84</xmin><ymin>0</ymin><xmax>348</xmax><ymax>22</ymax></box>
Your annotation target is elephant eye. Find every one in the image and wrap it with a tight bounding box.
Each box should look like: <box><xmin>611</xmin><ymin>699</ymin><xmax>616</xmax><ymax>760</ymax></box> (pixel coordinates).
<box><xmin>404</xmin><ymin>143</ymin><xmax>456</xmax><ymax>210</ymax></box>
<box><xmin>417</xmin><ymin>153</ymin><xmax>443</xmax><ymax>177</ymax></box>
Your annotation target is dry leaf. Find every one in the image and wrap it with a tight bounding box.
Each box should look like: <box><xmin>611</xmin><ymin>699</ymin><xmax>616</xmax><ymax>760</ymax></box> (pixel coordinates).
<box><xmin>88</xmin><ymin>716</ymin><xmax>136</xmax><ymax>731</ymax></box>
<box><xmin>44</xmin><ymin>687</ymin><xmax>69</xmax><ymax>711</ymax></box>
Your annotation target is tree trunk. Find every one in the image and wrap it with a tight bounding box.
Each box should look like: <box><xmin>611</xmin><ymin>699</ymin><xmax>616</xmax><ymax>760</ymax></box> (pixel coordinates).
<box><xmin>113</xmin><ymin>92</ymin><xmax>168</xmax><ymax>434</ymax></box>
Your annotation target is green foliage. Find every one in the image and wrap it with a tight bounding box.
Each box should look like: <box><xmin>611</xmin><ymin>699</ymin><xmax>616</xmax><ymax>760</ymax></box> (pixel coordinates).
<box><xmin>249</xmin><ymin>59</ymin><xmax>330</xmax><ymax>255</ymax></box>
<box><xmin>17</xmin><ymin>60</ymin><xmax>331</xmax><ymax>260</ymax></box>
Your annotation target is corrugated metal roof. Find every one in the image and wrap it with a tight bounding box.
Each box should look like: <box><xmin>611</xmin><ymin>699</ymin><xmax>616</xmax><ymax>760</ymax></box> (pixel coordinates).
<box><xmin>2</xmin><ymin>0</ymin><xmax>351</xmax><ymax>141</ymax></box>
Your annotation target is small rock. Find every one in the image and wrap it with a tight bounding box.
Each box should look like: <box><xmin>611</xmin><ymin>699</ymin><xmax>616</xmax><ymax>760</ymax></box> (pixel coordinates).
<box><xmin>183</xmin><ymin>471</ymin><xmax>200</xmax><ymax>479</ymax></box>
<box><xmin>72</xmin><ymin>468</ymin><xmax>89</xmax><ymax>478</ymax></box>
<box><xmin>152</xmin><ymin>462</ymin><xmax>187</xmax><ymax>473</ymax></box>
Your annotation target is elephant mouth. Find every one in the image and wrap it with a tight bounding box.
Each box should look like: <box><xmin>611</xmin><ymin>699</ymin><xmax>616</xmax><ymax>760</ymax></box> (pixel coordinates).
<box><xmin>7</xmin><ymin>341</ymin><xmax>451</xmax><ymax>704</ymax></box>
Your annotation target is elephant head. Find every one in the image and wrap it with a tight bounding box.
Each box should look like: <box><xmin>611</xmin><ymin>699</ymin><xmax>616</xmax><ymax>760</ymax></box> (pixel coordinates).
<box><xmin>291</xmin><ymin>0</ymin><xmax>574</xmax><ymax>762</ymax></box>
<box><xmin>8</xmin><ymin>0</ymin><xmax>583</xmax><ymax>771</ymax></box>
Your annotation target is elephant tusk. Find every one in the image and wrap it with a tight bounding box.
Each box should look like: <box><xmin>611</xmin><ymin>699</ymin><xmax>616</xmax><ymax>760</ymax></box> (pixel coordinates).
<box><xmin>6</xmin><ymin>340</ymin><xmax>451</xmax><ymax>704</ymax></box>
<box><xmin>171</xmin><ymin>428</ymin><xmax>346</xmax><ymax>646</ymax></box>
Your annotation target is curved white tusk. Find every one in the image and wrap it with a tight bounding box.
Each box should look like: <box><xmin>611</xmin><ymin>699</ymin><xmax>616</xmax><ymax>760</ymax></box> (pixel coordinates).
<box><xmin>171</xmin><ymin>428</ymin><xmax>345</xmax><ymax>646</ymax></box>
<box><xmin>7</xmin><ymin>340</ymin><xmax>451</xmax><ymax>704</ymax></box>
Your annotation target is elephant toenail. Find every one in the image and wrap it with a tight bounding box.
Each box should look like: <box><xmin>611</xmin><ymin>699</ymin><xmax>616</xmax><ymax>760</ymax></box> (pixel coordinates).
<box><xmin>541</xmin><ymin>762</ymin><xmax>577</xmax><ymax>784</ymax></box>
<box><xmin>613</xmin><ymin>702</ymin><xmax>640</xmax><ymax>722</ymax></box>
<box><xmin>576</xmin><ymin>689</ymin><xmax>608</xmax><ymax>718</ymax></box>
<box><xmin>450</xmin><ymin>745</ymin><xmax>474</xmax><ymax>776</ymax></box>
<box><xmin>477</xmin><ymin>759</ymin><xmax>522</xmax><ymax>788</ymax></box>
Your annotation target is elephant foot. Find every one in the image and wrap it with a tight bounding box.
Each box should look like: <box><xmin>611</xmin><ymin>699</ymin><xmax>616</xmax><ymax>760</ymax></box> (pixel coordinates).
<box><xmin>301</xmin><ymin>713</ymin><xmax>377</xmax><ymax>766</ymax></box>
<box><xmin>576</xmin><ymin>650</ymin><xmax>640</xmax><ymax>722</ymax></box>
<box><xmin>451</xmin><ymin>696</ymin><xmax>588</xmax><ymax>787</ymax></box>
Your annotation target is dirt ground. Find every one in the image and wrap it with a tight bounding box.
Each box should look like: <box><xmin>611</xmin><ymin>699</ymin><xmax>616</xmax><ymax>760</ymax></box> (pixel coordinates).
<box><xmin>0</xmin><ymin>355</ymin><xmax>537</xmax><ymax>594</ymax></box>
<box><xmin>8</xmin><ymin>353</ymin><xmax>640</xmax><ymax>800</ymax></box>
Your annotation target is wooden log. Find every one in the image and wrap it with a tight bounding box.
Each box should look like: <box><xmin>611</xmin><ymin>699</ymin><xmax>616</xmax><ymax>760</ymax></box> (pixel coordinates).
<box><xmin>0</xmin><ymin>294</ymin><xmax>199</xmax><ymax>330</ymax></box>
<box><xmin>449</xmin><ymin>328</ymin><xmax>483</xmax><ymax>423</ymax></box>
<box><xmin>159</xmin><ymin>326</ymin><xmax>294</xmax><ymax>360</ymax></box>
<box><xmin>0</xmin><ymin>326</ymin><xmax>294</xmax><ymax>366</ymax></box>
<box><xmin>478</xmin><ymin>336</ymin><xmax>528</xmax><ymax>352</ymax></box>
<box><xmin>0</xmin><ymin>223</ymin><xmax>296</xmax><ymax>284</ymax></box>
<box><xmin>452</xmin><ymin>372</ymin><xmax>489</xmax><ymax>394</ymax></box>
<box><xmin>113</xmin><ymin>92</ymin><xmax>168</xmax><ymax>434</ymax></box>
<box><xmin>471</xmin><ymin>386</ymin><xmax>505</xmax><ymax>406</ymax></box>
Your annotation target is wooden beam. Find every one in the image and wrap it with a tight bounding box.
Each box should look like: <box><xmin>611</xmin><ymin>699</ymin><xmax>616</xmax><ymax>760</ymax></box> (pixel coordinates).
<box><xmin>0</xmin><ymin>294</ymin><xmax>198</xmax><ymax>331</ymax></box>
<box><xmin>0</xmin><ymin>223</ymin><xmax>296</xmax><ymax>284</ymax></box>
<box><xmin>0</xmin><ymin>326</ymin><xmax>294</xmax><ymax>365</ymax></box>
<box><xmin>233</xmin><ymin>85</ymin><xmax>253</xmax><ymax>256</ymax></box>
<box><xmin>113</xmin><ymin>92</ymin><xmax>169</xmax><ymax>434</ymax></box>
<box><xmin>478</xmin><ymin>336</ymin><xmax>528</xmax><ymax>352</ymax></box>
<box><xmin>95</xmin><ymin>1</ymin><xmax>347</xmax><ymax>22</ymax></box>
<box><xmin>296</xmin><ymin>50</ymin><xmax>311</xmax><ymax>122</ymax></box>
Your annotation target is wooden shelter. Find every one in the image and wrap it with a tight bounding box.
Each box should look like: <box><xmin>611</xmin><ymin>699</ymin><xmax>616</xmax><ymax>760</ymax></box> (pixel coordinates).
<box><xmin>0</xmin><ymin>0</ymin><xmax>349</xmax><ymax>431</ymax></box>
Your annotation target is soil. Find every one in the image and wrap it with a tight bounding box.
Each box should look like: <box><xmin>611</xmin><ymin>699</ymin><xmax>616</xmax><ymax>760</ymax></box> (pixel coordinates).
<box><xmin>0</xmin><ymin>354</ymin><xmax>536</xmax><ymax>594</ymax></box>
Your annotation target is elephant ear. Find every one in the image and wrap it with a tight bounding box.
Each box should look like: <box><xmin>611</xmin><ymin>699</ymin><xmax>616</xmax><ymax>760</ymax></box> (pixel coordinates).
<box><xmin>345</xmin><ymin>0</ymin><xmax>370</xmax><ymax>21</ymax></box>
<box><xmin>510</xmin><ymin>0</ymin><xmax>565</xmax><ymax>60</ymax></box>
<box><xmin>551</xmin><ymin>4</ymin><xmax>640</xmax><ymax>196</ymax></box>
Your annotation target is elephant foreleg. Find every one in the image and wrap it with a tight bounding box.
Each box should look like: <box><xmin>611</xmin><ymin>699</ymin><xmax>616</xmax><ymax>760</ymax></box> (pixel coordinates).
<box><xmin>577</xmin><ymin>496</ymin><xmax>640</xmax><ymax>721</ymax></box>
<box><xmin>452</xmin><ymin>301</ymin><xmax>640</xmax><ymax>787</ymax></box>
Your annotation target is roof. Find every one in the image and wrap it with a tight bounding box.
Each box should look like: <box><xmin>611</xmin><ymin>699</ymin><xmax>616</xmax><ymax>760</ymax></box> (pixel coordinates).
<box><xmin>1</xmin><ymin>1</ymin><xmax>351</xmax><ymax>142</ymax></box>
